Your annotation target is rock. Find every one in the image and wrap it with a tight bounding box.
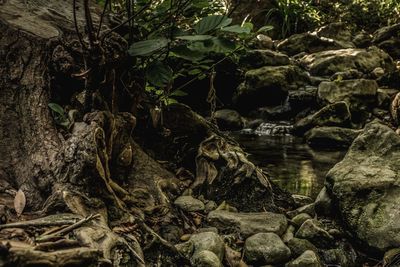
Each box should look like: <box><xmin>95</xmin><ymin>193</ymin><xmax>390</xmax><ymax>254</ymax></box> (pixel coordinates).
<box><xmin>239</xmin><ymin>49</ymin><xmax>290</xmax><ymax>68</ymax></box>
<box><xmin>320</xmin><ymin>243</ymin><xmax>357</xmax><ymax>267</ymax></box>
<box><xmin>305</xmin><ymin>126</ymin><xmax>361</xmax><ymax>149</ymax></box>
<box><xmin>372</xmin><ymin>23</ymin><xmax>400</xmax><ymax>44</ymax></box>
<box><xmin>330</xmin><ymin>69</ymin><xmax>363</xmax><ymax>81</ymax></box>
<box><xmin>191</xmin><ymin>250</ymin><xmax>223</xmax><ymax>267</ymax></box>
<box><xmin>287</xmin><ymin>238</ymin><xmax>318</xmax><ymax>258</ymax></box>
<box><xmin>176</xmin><ymin>231</ymin><xmax>225</xmax><ymax>261</ymax></box>
<box><xmin>244</xmin><ymin>233</ymin><xmax>291</xmax><ymax>265</ymax></box>
<box><xmin>384</xmin><ymin>248</ymin><xmax>400</xmax><ymax>266</ymax></box>
<box><xmin>204</xmin><ymin>200</ymin><xmax>218</xmax><ymax>213</ymax></box>
<box><xmin>174</xmin><ymin>196</ymin><xmax>205</xmax><ymax>212</ymax></box>
<box><xmin>300</xmin><ymin>47</ymin><xmax>394</xmax><ymax>76</ymax></box>
<box><xmin>295</xmin><ymin>219</ymin><xmax>334</xmax><ymax>248</ymax></box>
<box><xmin>282</xmin><ymin>225</ymin><xmax>296</xmax><ymax>243</ymax></box>
<box><xmin>287</xmin><ymin>203</ymin><xmax>316</xmax><ymax>218</ymax></box>
<box><xmin>207</xmin><ymin>210</ymin><xmax>288</xmax><ymax>238</ymax></box>
<box><xmin>292</xmin><ymin>194</ymin><xmax>313</xmax><ymax>208</ymax></box>
<box><xmin>293</xmin><ymin>101</ymin><xmax>351</xmax><ymax>135</ymax></box>
<box><xmin>378</xmin><ymin>38</ymin><xmax>400</xmax><ymax>60</ymax></box>
<box><xmin>234</xmin><ymin>65</ymin><xmax>309</xmax><ymax>112</ymax></box>
<box><xmin>314</xmin><ymin>187</ymin><xmax>332</xmax><ymax>216</ymax></box>
<box><xmin>316</xmin><ymin>22</ymin><xmax>352</xmax><ymax>43</ymax></box>
<box><xmin>353</xmin><ymin>31</ymin><xmax>372</xmax><ymax>48</ymax></box>
<box><xmin>214</xmin><ymin>109</ymin><xmax>244</xmax><ymax>131</ymax></box>
<box><xmin>277</xmin><ymin>32</ymin><xmax>349</xmax><ymax>56</ymax></box>
<box><xmin>285</xmin><ymin>250</ymin><xmax>322</xmax><ymax>267</ymax></box>
<box><xmin>292</xmin><ymin>213</ymin><xmax>312</xmax><ymax>228</ymax></box>
<box><xmin>288</xmin><ymin>86</ymin><xmax>318</xmax><ymax>114</ymax></box>
<box><xmin>372</xmin><ymin>67</ymin><xmax>385</xmax><ymax>79</ymax></box>
<box><xmin>326</xmin><ymin>121</ymin><xmax>400</xmax><ymax>252</ymax></box>
<box><xmin>251</xmin><ymin>34</ymin><xmax>274</xmax><ymax>50</ymax></box>
<box><xmin>318</xmin><ymin>79</ymin><xmax>378</xmax><ymax>117</ymax></box>
<box><xmin>250</xmin><ymin>104</ymin><xmax>292</xmax><ymax>121</ymax></box>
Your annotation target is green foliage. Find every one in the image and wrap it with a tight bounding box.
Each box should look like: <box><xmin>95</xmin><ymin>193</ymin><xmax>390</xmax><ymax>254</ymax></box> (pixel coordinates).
<box><xmin>48</xmin><ymin>103</ymin><xmax>70</xmax><ymax>128</ymax></box>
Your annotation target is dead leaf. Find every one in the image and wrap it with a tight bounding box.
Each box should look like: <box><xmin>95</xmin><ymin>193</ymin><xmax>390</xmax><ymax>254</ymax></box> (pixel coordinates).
<box><xmin>14</xmin><ymin>189</ymin><xmax>26</xmax><ymax>217</ymax></box>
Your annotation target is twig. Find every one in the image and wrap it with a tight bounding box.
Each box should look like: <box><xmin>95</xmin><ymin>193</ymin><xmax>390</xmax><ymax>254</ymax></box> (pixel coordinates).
<box><xmin>97</xmin><ymin>0</ymin><xmax>111</xmax><ymax>39</ymax></box>
<box><xmin>0</xmin><ymin>217</ymin><xmax>79</xmax><ymax>230</ymax></box>
<box><xmin>36</xmin><ymin>214</ymin><xmax>100</xmax><ymax>243</ymax></box>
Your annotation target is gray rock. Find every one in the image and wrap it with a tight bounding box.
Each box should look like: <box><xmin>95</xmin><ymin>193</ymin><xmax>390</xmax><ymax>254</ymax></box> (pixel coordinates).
<box><xmin>353</xmin><ymin>31</ymin><xmax>372</xmax><ymax>48</ymax></box>
<box><xmin>174</xmin><ymin>196</ymin><xmax>205</xmax><ymax>212</ymax></box>
<box><xmin>287</xmin><ymin>238</ymin><xmax>318</xmax><ymax>258</ymax></box>
<box><xmin>295</xmin><ymin>219</ymin><xmax>334</xmax><ymax>248</ymax></box>
<box><xmin>288</xmin><ymin>86</ymin><xmax>318</xmax><ymax>114</ymax></box>
<box><xmin>378</xmin><ymin>38</ymin><xmax>400</xmax><ymax>60</ymax></box>
<box><xmin>234</xmin><ymin>65</ymin><xmax>309</xmax><ymax>112</ymax></box>
<box><xmin>314</xmin><ymin>187</ymin><xmax>333</xmax><ymax>216</ymax></box>
<box><xmin>282</xmin><ymin>225</ymin><xmax>296</xmax><ymax>243</ymax></box>
<box><xmin>321</xmin><ymin>243</ymin><xmax>357</xmax><ymax>267</ymax></box>
<box><xmin>244</xmin><ymin>233</ymin><xmax>291</xmax><ymax>265</ymax></box>
<box><xmin>318</xmin><ymin>79</ymin><xmax>378</xmax><ymax>117</ymax></box>
<box><xmin>191</xmin><ymin>250</ymin><xmax>223</xmax><ymax>267</ymax></box>
<box><xmin>204</xmin><ymin>200</ymin><xmax>218</xmax><ymax>213</ymax></box>
<box><xmin>316</xmin><ymin>22</ymin><xmax>353</xmax><ymax>44</ymax></box>
<box><xmin>330</xmin><ymin>69</ymin><xmax>363</xmax><ymax>81</ymax></box>
<box><xmin>285</xmin><ymin>250</ymin><xmax>322</xmax><ymax>267</ymax></box>
<box><xmin>207</xmin><ymin>210</ymin><xmax>288</xmax><ymax>238</ymax></box>
<box><xmin>239</xmin><ymin>49</ymin><xmax>290</xmax><ymax>68</ymax></box>
<box><xmin>305</xmin><ymin>126</ymin><xmax>361</xmax><ymax>149</ymax></box>
<box><xmin>292</xmin><ymin>194</ymin><xmax>313</xmax><ymax>208</ymax></box>
<box><xmin>293</xmin><ymin>101</ymin><xmax>351</xmax><ymax>135</ymax></box>
<box><xmin>300</xmin><ymin>47</ymin><xmax>394</xmax><ymax>76</ymax></box>
<box><xmin>251</xmin><ymin>34</ymin><xmax>274</xmax><ymax>50</ymax></box>
<box><xmin>287</xmin><ymin>203</ymin><xmax>316</xmax><ymax>219</ymax></box>
<box><xmin>214</xmin><ymin>109</ymin><xmax>244</xmax><ymax>131</ymax></box>
<box><xmin>372</xmin><ymin>23</ymin><xmax>400</xmax><ymax>44</ymax></box>
<box><xmin>292</xmin><ymin>213</ymin><xmax>312</xmax><ymax>228</ymax></box>
<box><xmin>326</xmin><ymin>121</ymin><xmax>400</xmax><ymax>252</ymax></box>
<box><xmin>277</xmin><ymin>32</ymin><xmax>350</xmax><ymax>56</ymax></box>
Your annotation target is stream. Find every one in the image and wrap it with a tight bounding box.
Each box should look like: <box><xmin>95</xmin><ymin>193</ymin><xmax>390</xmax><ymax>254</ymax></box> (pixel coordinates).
<box><xmin>231</xmin><ymin>123</ymin><xmax>347</xmax><ymax>198</ymax></box>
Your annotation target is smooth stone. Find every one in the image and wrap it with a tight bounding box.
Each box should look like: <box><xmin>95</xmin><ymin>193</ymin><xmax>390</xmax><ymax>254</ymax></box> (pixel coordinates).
<box><xmin>191</xmin><ymin>250</ymin><xmax>223</xmax><ymax>267</ymax></box>
<box><xmin>176</xmin><ymin>231</ymin><xmax>225</xmax><ymax>261</ymax></box>
<box><xmin>282</xmin><ymin>225</ymin><xmax>296</xmax><ymax>243</ymax></box>
<box><xmin>285</xmin><ymin>250</ymin><xmax>322</xmax><ymax>267</ymax></box>
<box><xmin>305</xmin><ymin>126</ymin><xmax>361</xmax><ymax>149</ymax></box>
<box><xmin>288</xmin><ymin>238</ymin><xmax>318</xmax><ymax>258</ymax></box>
<box><xmin>287</xmin><ymin>203</ymin><xmax>316</xmax><ymax>218</ymax></box>
<box><xmin>207</xmin><ymin>210</ymin><xmax>288</xmax><ymax>238</ymax></box>
<box><xmin>292</xmin><ymin>213</ymin><xmax>312</xmax><ymax>228</ymax></box>
<box><xmin>174</xmin><ymin>196</ymin><xmax>205</xmax><ymax>212</ymax></box>
<box><xmin>295</xmin><ymin>219</ymin><xmax>334</xmax><ymax>248</ymax></box>
<box><xmin>214</xmin><ymin>109</ymin><xmax>244</xmax><ymax>131</ymax></box>
<box><xmin>244</xmin><ymin>233</ymin><xmax>291</xmax><ymax>265</ymax></box>
<box><xmin>292</xmin><ymin>194</ymin><xmax>314</xmax><ymax>208</ymax></box>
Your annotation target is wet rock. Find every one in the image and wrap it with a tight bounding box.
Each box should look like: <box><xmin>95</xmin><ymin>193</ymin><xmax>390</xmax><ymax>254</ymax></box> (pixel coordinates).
<box><xmin>292</xmin><ymin>194</ymin><xmax>313</xmax><ymax>208</ymax></box>
<box><xmin>378</xmin><ymin>38</ymin><xmax>400</xmax><ymax>60</ymax></box>
<box><xmin>282</xmin><ymin>225</ymin><xmax>296</xmax><ymax>243</ymax></box>
<box><xmin>326</xmin><ymin>121</ymin><xmax>400</xmax><ymax>252</ymax></box>
<box><xmin>372</xmin><ymin>23</ymin><xmax>400</xmax><ymax>44</ymax></box>
<box><xmin>233</xmin><ymin>65</ymin><xmax>310</xmax><ymax>112</ymax></box>
<box><xmin>191</xmin><ymin>250</ymin><xmax>223</xmax><ymax>267</ymax></box>
<box><xmin>293</xmin><ymin>101</ymin><xmax>351</xmax><ymax>136</ymax></box>
<box><xmin>207</xmin><ymin>210</ymin><xmax>288</xmax><ymax>238</ymax></box>
<box><xmin>251</xmin><ymin>104</ymin><xmax>292</xmax><ymax>121</ymax></box>
<box><xmin>292</xmin><ymin>213</ymin><xmax>312</xmax><ymax>228</ymax></box>
<box><xmin>214</xmin><ymin>109</ymin><xmax>244</xmax><ymax>131</ymax></box>
<box><xmin>277</xmin><ymin>32</ymin><xmax>349</xmax><ymax>56</ymax></box>
<box><xmin>244</xmin><ymin>233</ymin><xmax>291</xmax><ymax>265</ymax></box>
<box><xmin>174</xmin><ymin>196</ymin><xmax>205</xmax><ymax>212</ymax></box>
<box><xmin>320</xmin><ymin>243</ymin><xmax>357</xmax><ymax>267</ymax></box>
<box><xmin>314</xmin><ymin>187</ymin><xmax>333</xmax><ymax>216</ymax></box>
<box><xmin>176</xmin><ymin>231</ymin><xmax>225</xmax><ymax>261</ymax></box>
<box><xmin>353</xmin><ymin>31</ymin><xmax>372</xmax><ymax>48</ymax></box>
<box><xmin>317</xmin><ymin>79</ymin><xmax>378</xmax><ymax>120</ymax></box>
<box><xmin>305</xmin><ymin>126</ymin><xmax>361</xmax><ymax>149</ymax></box>
<box><xmin>285</xmin><ymin>250</ymin><xmax>322</xmax><ymax>267</ymax></box>
<box><xmin>254</xmin><ymin>122</ymin><xmax>293</xmax><ymax>136</ymax></box>
<box><xmin>300</xmin><ymin>47</ymin><xmax>394</xmax><ymax>76</ymax></box>
<box><xmin>295</xmin><ymin>219</ymin><xmax>334</xmax><ymax>248</ymax></box>
<box><xmin>287</xmin><ymin>238</ymin><xmax>318</xmax><ymax>258</ymax></box>
<box><xmin>239</xmin><ymin>49</ymin><xmax>290</xmax><ymax>68</ymax></box>
<box><xmin>288</xmin><ymin>86</ymin><xmax>318</xmax><ymax>114</ymax></box>
<box><xmin>287</xmin><ymin>203</ymin><xmax>316</xmax><ymax>218</ymax></box>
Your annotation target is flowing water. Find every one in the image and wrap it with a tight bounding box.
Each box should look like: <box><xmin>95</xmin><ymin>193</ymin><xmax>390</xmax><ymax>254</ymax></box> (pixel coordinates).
<box><xmin>231</xmin><ymin>123</ymin><xmax>346</xmax><ymax>199</ymax></box>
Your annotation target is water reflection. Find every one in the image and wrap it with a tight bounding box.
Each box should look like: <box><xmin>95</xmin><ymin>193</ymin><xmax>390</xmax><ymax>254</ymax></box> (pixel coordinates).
<box><xmin>231</xmin><ymin>133</ymin><xmax>345</xmax><ymax>198</ymax></box>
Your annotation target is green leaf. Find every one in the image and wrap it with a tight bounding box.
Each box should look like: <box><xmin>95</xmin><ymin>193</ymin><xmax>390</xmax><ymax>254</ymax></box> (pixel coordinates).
<box><xmin>48</xmin><ymin>103</ymin><xmax>65</xmax><ymax>117</ymax></box>
<box><xmin>128</xmin><ymin>38</ymin><xmax>169</xmax><ymax>56</ymax></box>
<box><xmin>171</xmin><ymin>45</ymin><xmax>205</xmax><ymax>61</ymax></box>
<box><xmin>257</xmin><ymin>25</ymin><xmax>274</xmax><ymax>33</ymax></box>
<box><xmin>221</xmin><ymin>25</ymin><xmax>251</xmax><ymax>34</ymax></box>
<box><xmin>194</xmin><ymin>15</ymin><xmax>232</xmax><ymax>34</ymax></box>
<box><xmin>170</xmin><ymin>90</ymin><xmax>188</xmax><ymax>97</ymax></box>
<box><xmin>176</xmin><ymin>35</ymin><xmax>214</xmax><ymax>41</ymax></box>
<box><xmin>146</xmin><ymin>60</ymin><xmax>173</xmax><ymax>87</ymax></box>
<box><xmin>208</xmin><ymin>37</ymin><xmax>236</xmax><ymax>53</ymax></box>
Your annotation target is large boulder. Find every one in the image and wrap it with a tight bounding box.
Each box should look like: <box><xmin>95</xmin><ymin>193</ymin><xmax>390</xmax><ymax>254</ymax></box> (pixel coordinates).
<box><xmin>244</xmin><ymin>233</ymin><xmax>291</xmax><ymax>265</ymax></box>
<box><xmin>326</xmin><ymin>121</ymin><xmax>400</xmax><ymax>252</ymax></box>
<box><xmin>207</xmin><ymin>210</ymin><xmax>288</xmax><ymax>238</ymax></box>
<box><xmin>234</xmin><ymin>65</ymin><xmax>310</xmax><ymax>112</ymax></box>
<box><xmin>305</xmin><ymin>126</ymin><xmax>361</xmax><ymax>149</ymax></box>
<box><xmin>300</xmin><ymin>47</ymin><xmax>395</xmax><ymax>76</ymax></box>
<box><xmin>318</xmin><ymin>79</ymin><xmax>378</xmax><ymax>122</ymax></box>
<box><xmin>239</xmin><ymin>49</ymin><xmax>290</xmax><ymax>69</ymax></box>
<box><xmin>214</xmin><ymin>109</ymin><xmax>244</xmax><ymax>131</ymax></box>
<box><xmin>277</xmin><ymin>32</ymin><xmax>351</xmax><ymax>56</ymax></box>
<box><xmin>293</xmin><ymin>101</ymin><xmax>352</xmax><ymax>135</ymax></box>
